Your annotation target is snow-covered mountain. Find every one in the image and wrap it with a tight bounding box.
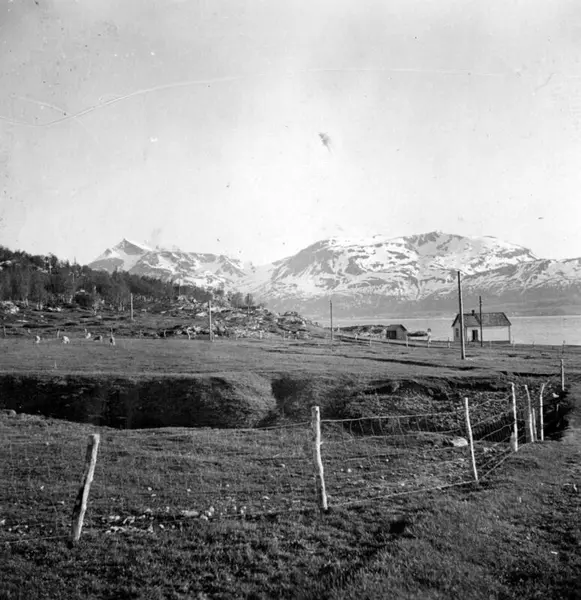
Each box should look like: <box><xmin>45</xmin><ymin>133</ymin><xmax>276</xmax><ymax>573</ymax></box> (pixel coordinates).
<box><xmin>418</xmin><ymin>257</ymin><xmax>581</xmax><ymax>316</ymax></box>
<box><xmin>89</xmin><ymin>233</ymin><xmax>581</xmax><ymax>316</ymax></box>
<box><xmin>242</xmin><ymin>232</ymin><xmax>543</xmax><ymax>314</ymax></box>
<box><xmin>89</xmin><ymin>239</ymin><xmax>246</xmax><ymax>289</ymax></box>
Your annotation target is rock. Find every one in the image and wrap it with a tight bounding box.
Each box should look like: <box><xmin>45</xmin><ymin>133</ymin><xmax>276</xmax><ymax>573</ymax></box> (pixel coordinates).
<box><xmin>446</xmin><ymin>436</ymin><xmax>469</xmax><ymax>448</ymax></box>
<box><xmin>0</xmin><ymin>409</ymin><xmax>16</xmax><ymax>417</ymax></box>
<box><xmin>0</xmin><ymin>301</ymin><xmax>19</xmax><ymax>314</ymax></box>
<box><xmin>181</xmin><ymin>510</ymin><xmax>201</xmax><ymax>518</ymax></box>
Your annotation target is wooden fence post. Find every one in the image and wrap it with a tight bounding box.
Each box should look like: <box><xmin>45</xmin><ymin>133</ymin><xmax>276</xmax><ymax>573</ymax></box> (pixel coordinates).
<box><xmin>464</xmin><ymin>397</ymin><xmax>479</xmax><ymax>483</ymax></box>
<box><xmin>311</xmin><ymin>406</ymin><xmax>328</xmax><ymax>513</ymax></box>
<box><xmin>539</xmin><ymin>383</ymin><xmax>545</xmax><ymax>442</ymax></box>
<box><xmin>510</xmin><ymin>383</ymin><xmax>518</xmax><ymax>452</ymax></box>
<box><xmin>531</xmin><ymin>408</ymin><xmax>538</xmax><ymax>442</ymax></box>
<box><xmin>71</xmin><ymin>433</ymin><xmax>100</xmax><ymax>544</ymax></box>
<box><xmin>561</xmin><ymin>359</ymin><xmax>565</xmax><ymax>392</ymax></box>
<box><xmin>524</xmin><ymin>386</ymin><xmax>534</xmax><ymax>443</ymax></box>
<box><xmin>208</xmin><ymin>300</ymin><xmax>214</xmax><ymax>342</ymax></box>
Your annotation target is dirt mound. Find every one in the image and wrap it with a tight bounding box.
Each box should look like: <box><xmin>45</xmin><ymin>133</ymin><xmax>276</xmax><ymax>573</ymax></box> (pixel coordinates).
<box><xmin>0</xmin><ymin>372</ymin><xmax>275</xmax><ymax>429</ymax></box>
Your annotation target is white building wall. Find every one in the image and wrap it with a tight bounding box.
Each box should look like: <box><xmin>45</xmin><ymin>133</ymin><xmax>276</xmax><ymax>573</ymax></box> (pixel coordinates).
<box><xmin>468</xmin><ymin>326</ymin><xmax>510</xmax><ymax>342</ymax></box>
<box><xmin>453</xmin><ymin>326</ymin><xmax>510</xmax><ymax>342</ymax></box>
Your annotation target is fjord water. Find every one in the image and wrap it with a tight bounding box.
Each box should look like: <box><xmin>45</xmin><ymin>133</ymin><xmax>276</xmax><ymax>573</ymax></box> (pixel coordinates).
<box><xmin>340</xmin><ymin>315</ymin><xmax>581</xmax><ymax>346</ymax></box>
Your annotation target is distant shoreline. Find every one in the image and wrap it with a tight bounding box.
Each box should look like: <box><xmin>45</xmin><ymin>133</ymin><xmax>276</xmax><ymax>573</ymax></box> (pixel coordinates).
<box><xmin>329</xmin><ymin>314</ymin><xmax>581</xmax><ymax>346</ymax></box>
<box><xmin>336</xmin><ymin>314</ymin><xmax>581</xmax><ymax>323</ymax></box>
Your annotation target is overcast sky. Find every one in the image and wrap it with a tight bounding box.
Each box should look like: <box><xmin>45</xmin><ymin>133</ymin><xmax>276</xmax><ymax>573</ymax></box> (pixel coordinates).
<box><xmin>1</xmin><ymin>0</ymin><xmax>580</xmax><ymax>265</ymax></box>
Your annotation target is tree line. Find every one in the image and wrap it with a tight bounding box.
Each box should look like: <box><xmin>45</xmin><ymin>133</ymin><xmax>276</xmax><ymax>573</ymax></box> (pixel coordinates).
<box><xmin>0</xmin><ymin>246</ymin><xmax>254</xmax><ymax>311</ymax></box>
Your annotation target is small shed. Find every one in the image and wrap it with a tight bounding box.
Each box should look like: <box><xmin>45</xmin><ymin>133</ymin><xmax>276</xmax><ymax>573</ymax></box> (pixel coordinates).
<box><xmin>451</xmin><ymin>310</ymin><xmax>512</xmax><ymax>343</ymax></box>
<box><xmin>385</xmin><ymin>324</ymin><xmax>408</xmax><ymax>340</ymax></box>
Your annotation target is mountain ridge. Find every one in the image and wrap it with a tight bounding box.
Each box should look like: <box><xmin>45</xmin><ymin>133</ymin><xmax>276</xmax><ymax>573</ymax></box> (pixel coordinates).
<box><xmin>88</xmin><ymin>232</ymin><xmax>581</xmax><ymax>318</ymax></box>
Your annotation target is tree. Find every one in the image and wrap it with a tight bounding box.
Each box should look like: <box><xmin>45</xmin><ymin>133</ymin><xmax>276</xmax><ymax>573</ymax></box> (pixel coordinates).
<box><xmin>229</xmin><ymin>291</ymin><xmax>244</xmax><ymax>308</ymax></box>
<box><xmin>11</xmin><ymin>265</ymin><xmax>30</xmax><ymax>302</ymax></box>
<box><xmin>30</xmin><ymin>270</ymin><xmax>48</xmax><ymax>308</ymax></box>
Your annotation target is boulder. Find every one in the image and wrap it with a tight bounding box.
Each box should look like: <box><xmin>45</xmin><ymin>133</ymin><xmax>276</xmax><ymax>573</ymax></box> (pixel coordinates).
<box><xmin>0</xmin><ymin>301</ymin><xmax>19</xmax><ymax>315</ymax></box>
<box><xmin>446</xmin><ymin>436</ymin><xmax>469</xmax><ymax>448</ymax></box>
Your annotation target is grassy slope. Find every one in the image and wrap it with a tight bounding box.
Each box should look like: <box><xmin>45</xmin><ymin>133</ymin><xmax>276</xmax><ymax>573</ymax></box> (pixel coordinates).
<box><xmin>1</xmin><ymin>398</ymin><xmax>580</xmax><ymax>600</ymax></box>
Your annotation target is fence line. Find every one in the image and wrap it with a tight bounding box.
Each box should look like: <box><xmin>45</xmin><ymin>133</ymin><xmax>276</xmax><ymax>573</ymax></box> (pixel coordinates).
<box><xmin>0</xmin><ymin>372</ymin><xmax>565</xmax><ymax>544</ymax></box>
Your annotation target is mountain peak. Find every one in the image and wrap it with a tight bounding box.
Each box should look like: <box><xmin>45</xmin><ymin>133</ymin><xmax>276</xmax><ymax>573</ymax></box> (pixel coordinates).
<box><xmin>87</xmin><ymin>232</ymin><xmax>579</xmax><ymax>318</ymax></box>
<box><xmin>115</xmin><ymin>238</ymin><xmax>153</xmax><ymax>253</ymax></box>
<box><xmin>242</xmin><ymin>231</ymin><xmax>542</xmax><ymax>307</ymax></box>
<box><xmin>89</xmin><ymin>239</ymin><xmax>246</xmax><ymax>289</ymax></box>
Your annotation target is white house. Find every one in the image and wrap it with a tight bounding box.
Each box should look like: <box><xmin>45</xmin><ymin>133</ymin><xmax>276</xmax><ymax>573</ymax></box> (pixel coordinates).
<box><xmin>452</xmin><ymin>310</ymin><xmax>512</xmax><ymax>343</ymax></box>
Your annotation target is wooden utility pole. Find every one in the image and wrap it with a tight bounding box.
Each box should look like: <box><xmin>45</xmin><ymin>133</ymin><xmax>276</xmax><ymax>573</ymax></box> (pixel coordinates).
<box><xmin>479</xmin><ymin>295</ymin><xmax>484</xmax><ymax>348</ymax></box>
<box><xmin>329</xmin><ymin>299</ymin><xmax>334</xmax><ymax>349</ymax></box>
<box><xmin>457</xmin><ymin>271</ymin><xmax>466</xmax><ymax>360</ymax></box>
<box><xmin>130</xmin><ymin>293</ymin><xmax>134</xmax><ymax>321</ymax></box>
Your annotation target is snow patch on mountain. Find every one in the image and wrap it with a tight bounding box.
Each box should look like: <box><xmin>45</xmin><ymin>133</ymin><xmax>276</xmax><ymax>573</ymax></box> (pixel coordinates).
<box><xmin>89</xmin><ymin>239</ymin><xmax>246</xmax><ymax>289</ymax></box>
<box><xmin>89</xmin><ymin>233</ymin><xmax>580</xmax><ymax>316</ymax></box>
<box><xmin>91</xmin><ymin>239</ymin><xmax>153</xmax><ymax>272</ymax></box>
<box><xmin>245</xmin><ymin>231</ymin><xmax>539</xmax><ymax>303</ymax></box>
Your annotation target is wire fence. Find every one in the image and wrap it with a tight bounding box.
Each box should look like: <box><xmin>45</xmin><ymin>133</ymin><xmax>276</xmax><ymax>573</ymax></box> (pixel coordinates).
<box><xmin>0</xmin><ymin>372</ymin><xmax>567</xmax><ymax>545</ymax></box>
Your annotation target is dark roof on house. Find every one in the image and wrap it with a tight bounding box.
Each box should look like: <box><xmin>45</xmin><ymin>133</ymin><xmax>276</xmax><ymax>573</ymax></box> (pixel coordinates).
<box><xmin>452</xmin><ymin>312</ymin><xmax>511</xmax><ymax>328</ymax></box>
<box><xmin>386</xmin><ymin>324</ymin><xmax>408</xmax><ymax>331</ymax></box>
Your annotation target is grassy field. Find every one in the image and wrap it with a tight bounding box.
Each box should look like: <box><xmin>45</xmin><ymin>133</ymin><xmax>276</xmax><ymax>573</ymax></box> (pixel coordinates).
<box><xmin>2</xmin><ymin>303</ymin><xmax>579</xmax><ymax>380</ymax></box>
<box><xmin>1</xmin><ymin>334</ymin><xmax>578</xmax><ymax>379</ymax></box>
<box><xmin>1</xmin><ymin>388</ymin><xmax>580</xmax><ymax>599</ymax></box>
<box><xmin>1</xmin><ymin>310</ymin><xmax>580</xmax><ymax>599</ymax></box>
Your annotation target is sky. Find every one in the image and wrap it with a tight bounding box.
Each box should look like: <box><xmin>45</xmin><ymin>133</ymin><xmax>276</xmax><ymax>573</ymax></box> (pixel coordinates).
<box><xmin>1</xmin><ymin>0</ymin><xmax>581</xmax><ymax>266</ymax></box>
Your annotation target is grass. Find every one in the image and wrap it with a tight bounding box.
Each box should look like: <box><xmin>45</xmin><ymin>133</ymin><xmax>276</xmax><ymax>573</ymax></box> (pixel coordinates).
<box><xmin>0</xmin><ymin>334</ymin><xmax>578</xmax><ymax>380</ymax></box>
<box><xmin>0</xmin><ymin>335</ymin><xmax>570</xmax><ymax>431</ymax></box>
<box><xmin>1</xmin><ymin>305</ymin><xmax>580</xmax><ymax>598</ymax></box>
<box><xmin>2</xmin><ymin>303</ymin><xmax>579</xmax><ymax>380</ymax></box>
<box><xmin>1</xmin><ymin>396</ymin><xmax>580</xmax><ymax>599</ymax></box>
